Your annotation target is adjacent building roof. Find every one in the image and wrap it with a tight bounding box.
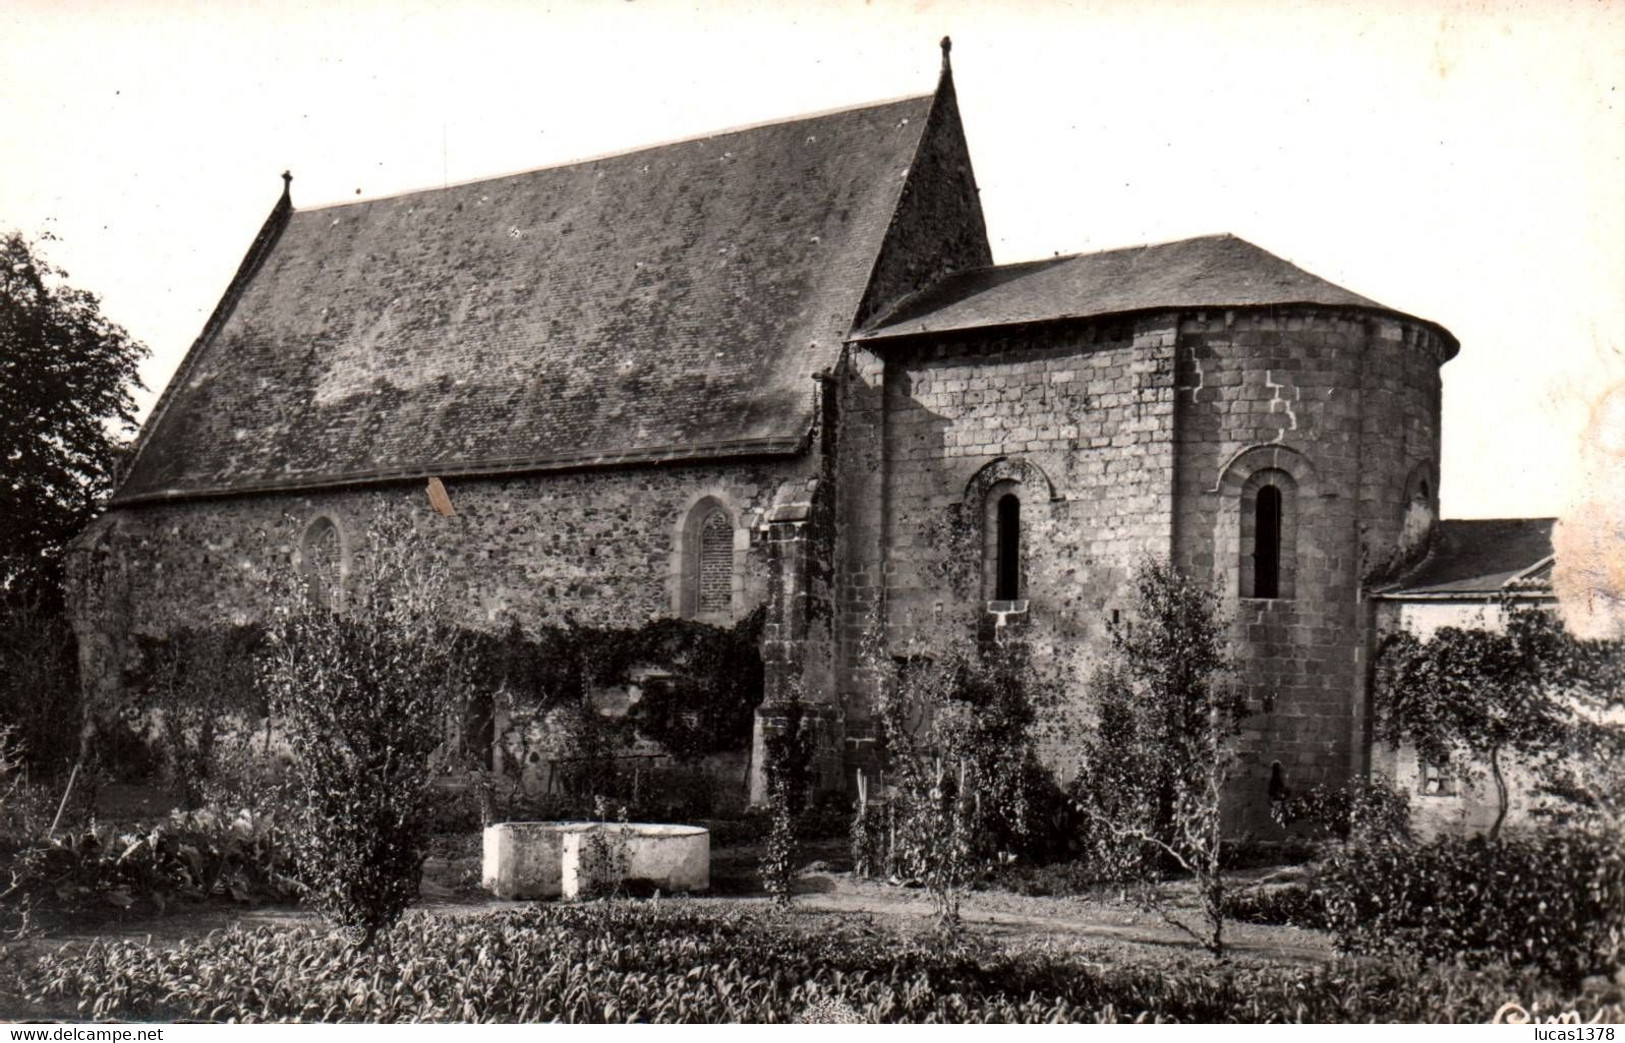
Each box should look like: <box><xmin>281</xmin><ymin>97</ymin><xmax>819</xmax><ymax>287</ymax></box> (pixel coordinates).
<box><xmin>1377</xmin><ymin>518</ymin><xmax>1557</xmax><ymax>599</ymax></box>
<box><xmin>114</xmin><ymin>93</ymin><xmax>938</xmax><ymax>504</ymax></box>
<box><xmin>854</xmin><ymin>233</ymin><xmax>1458</xmax><ymax>352</ymax></box>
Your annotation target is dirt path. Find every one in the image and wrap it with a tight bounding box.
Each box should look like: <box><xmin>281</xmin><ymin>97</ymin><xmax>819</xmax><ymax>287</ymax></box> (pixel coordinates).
<box><xmin>782</xmin><ymin>876</ymin><xmax>1332</xmax><ymax>964</ymax></box>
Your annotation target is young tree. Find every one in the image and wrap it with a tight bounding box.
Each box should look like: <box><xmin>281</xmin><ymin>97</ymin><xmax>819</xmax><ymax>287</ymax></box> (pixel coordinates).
<box><xmin>1374</xmin><ymin>603</ymin><xmax>1602</xmax><ymax>841</ymax></box>
<box><xmin>0</xmin><ymin>231</ymin><xmax>147</xmax><ymax>603</ymax></box>
<box><xmin>258</xmin><ymin>505</ymin><xmax>469</xmax><ymax>947</ymax></box>
<box><xmin>858</xmin><ymin>629</ymin><xmax>1058</xmax><ymax>927</ymax></box>
<box><xmin>1073</xmin><ymin>558</ymin><xmax>1258</xmax><ymax>955</ymax></box>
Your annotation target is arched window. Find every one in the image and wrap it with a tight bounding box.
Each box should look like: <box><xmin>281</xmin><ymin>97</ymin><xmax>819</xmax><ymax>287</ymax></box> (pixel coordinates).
<box><xmin>676</xmin><ymin>496</ymin><xmax>738</xmax><ymax>621</ymax></box>
<box><xmin>995</xmin><ymin>494</ymin><xmax>1021</xmax><ymax>601</ymax></box>
<box><xmin>1403</xmin><ymin>460</ymin><xmax>1437</xmax><ymax>509</ymax></box>
<box><xmin>697</xmin><ymin>508</ymin><xmax>733</xmax><ymax>616</ymax></box>
<box><xmin>1253</xmin><ymin>484</ymin><xmax>1283</xmax><ymax>599</ymax></box>
<box><xmin>301</xmin><ymin>516</ymin><xmax>345</xmax><ymax>611</ymax></box>
<box><xmin>1240</xmin><ymin>468</ymin><xmax>1296</xmax><ymax>600</ymax></box>
<box><xmin>982</xmin><ymin>480</ymin><xmax>1025</xmax><ymax>604</ymax></box>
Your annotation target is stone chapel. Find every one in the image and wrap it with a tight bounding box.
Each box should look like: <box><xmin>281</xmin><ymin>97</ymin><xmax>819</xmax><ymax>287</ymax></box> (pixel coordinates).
<box><xmin>68</xmin><ymin>42</ymin><xmax>1492</xmax><ymax>827</ymax></box>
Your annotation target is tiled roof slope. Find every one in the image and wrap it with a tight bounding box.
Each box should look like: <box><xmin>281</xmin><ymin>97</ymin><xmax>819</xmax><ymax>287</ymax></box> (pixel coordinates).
<box><xmin>115</xmin><ymin>94</ymin><xmax>937</xmax><ymax>504</ymax></box>
<box><xmin>1379</xmin><ymin>518</ymin><xmax>1557</xmax><ymax>597</ymax></box>
<box><xmin>856</xmin><ymin>233</ymin><xmax>1458</xmax><ymax>353</ymax></box>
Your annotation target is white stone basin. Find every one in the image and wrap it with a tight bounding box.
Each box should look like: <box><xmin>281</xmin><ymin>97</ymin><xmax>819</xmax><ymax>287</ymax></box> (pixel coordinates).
<box><xmin>562</xmin><ymin>823</ymin><xmax>710</xmax><ymax>899</ymax></box>
<box><xmin>482</xmin><ymin>821</ymin><xmax>598</xmax><ymax>899</ymax></box>
<box><xmin>483</xmin><ymin>821</ymin><xmax>710</xmax><ymax>900</ymax></box>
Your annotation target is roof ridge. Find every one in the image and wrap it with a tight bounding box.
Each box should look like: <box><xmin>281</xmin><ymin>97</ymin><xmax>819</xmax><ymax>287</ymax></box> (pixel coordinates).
<box><xmin>903</xmin><ymin>233</ymin><xmax>1242</xmax><ymax>281</ymax></box>
<box><xmin>854</xmin><ymin>229</ymin><xmax>1467</xmax><ymax>349</ymax></box>
<box><xmin>1055</xmin><ymin>231</ymin><xmax>1241</xmax><ymax>263</ymax></box>
<box><xmin>298</xmin><ymin>92</ymin><xmax>934</xmax><ymax>214</ymax></box>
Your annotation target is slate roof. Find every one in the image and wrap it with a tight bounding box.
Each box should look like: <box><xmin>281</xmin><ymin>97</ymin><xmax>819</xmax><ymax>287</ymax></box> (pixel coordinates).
<box><xmin>115</xmin><ymin>94</ymin><xmax>936</xmax><ymax>504</ymax></box>
<box><xmin>1378</xmin><ymin>518</ymin><xmax>1557</xmax><ymax>598</ymax></box>
<box><xmin>855</xmin><ymin>233</ymin><xmax>1458</xmax><ymax>352</ymax></box>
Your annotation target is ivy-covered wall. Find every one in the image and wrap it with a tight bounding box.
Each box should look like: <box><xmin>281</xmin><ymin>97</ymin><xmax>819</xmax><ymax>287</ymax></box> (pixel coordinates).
<box><xmin>67</xmin><ymin>459</ymin><xmax>811</xmax><ymax>742</ymax></box>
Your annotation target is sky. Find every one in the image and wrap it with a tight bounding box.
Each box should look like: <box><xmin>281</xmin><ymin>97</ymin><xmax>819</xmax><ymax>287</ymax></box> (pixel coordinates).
<box><xmin>3</xmin><ymin>0</ymin><xmax>1623</xmax><ymax>525</ymax></box>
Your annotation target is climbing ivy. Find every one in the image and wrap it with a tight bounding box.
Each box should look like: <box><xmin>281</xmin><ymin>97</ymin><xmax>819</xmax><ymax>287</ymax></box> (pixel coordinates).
<box><xmin>465</xmin><ymin>607</ymin><xmax>766</xmax><ymax>761</ymax></box>
<box><xmin>123</xmin><ymin>607</ymin><xmax>767</xmax><ymax>804</ymax></box>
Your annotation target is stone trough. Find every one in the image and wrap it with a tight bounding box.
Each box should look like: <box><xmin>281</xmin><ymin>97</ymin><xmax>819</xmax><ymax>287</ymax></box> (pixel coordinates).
<box><xmin>483</xmin><ymin>821</ymin><xmax>709</xmax><ymax>900</ymax></box>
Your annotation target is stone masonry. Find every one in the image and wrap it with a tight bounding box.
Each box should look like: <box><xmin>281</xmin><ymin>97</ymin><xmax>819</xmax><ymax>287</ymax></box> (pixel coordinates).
<box><xmin>67</xmin><ymin>47</ymin><xmax>1465</xmax><ymax>827</ymax></box>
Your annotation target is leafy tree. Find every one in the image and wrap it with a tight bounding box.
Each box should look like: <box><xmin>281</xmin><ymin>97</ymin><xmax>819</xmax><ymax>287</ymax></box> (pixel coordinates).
<box><xmin>0</xmin><ymin>595</ymin><xmax>80</xmax><ymax>772</ymax></box>
<box><xmin>1072</xmin><ymin>558</ymin><xmax>1260</xmax><ymax>955</ymax></box>
<box><xmin>1373</xmin><ymin>603</ymin><xmax>1616</xmax><ymax>840</ymax></box>
<box><xmin>1530</xmin><ymin>612</ymin><xmax>1625</xmax><ymax>836</ymax></box>
<box><xmin>0</xmin><ymin>231</ymin><xmax>147</xmax><ymax>603</ymax></box>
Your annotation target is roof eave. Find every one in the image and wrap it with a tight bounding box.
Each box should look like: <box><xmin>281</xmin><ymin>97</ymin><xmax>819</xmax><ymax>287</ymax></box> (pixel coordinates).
<box><xmin>1370</xmin><ymin>583</ymin><xmax>1557</xmax><ymax>601</ymax></box>
<box><xmin>852</xmin><ymin>300</ymin><xmax>1460</xmax><ymax>357</ymax></box>
<box><xmin>108</xmin><ymin>435</ymin><xmax>808</xmax><ymax>508</ymax></box>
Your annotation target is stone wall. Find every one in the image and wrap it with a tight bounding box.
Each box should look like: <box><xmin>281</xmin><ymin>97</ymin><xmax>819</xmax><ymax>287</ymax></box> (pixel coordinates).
<box><xmin>836</xmin><ymin>305</ymin><xmax>1449</xmax><ymax>822</ymax></box>
<box><xmin>1171</xmin><ymin>307</ymin><xmax>1450</xmax><ymax>828</ymax></box>
<box><xmin>71</xmin><ymin>304</ymin><xmax>1455</xmax><ymax>821</ymax></box>
<box><xmin>68</xmin><ymin>458</ymin><xmax>814</xmax><ymax>727</ymax></box>
<box><xmin>831</xmin><ymin>344</ymin><xmax>890</xmax><ymax>781</ymax></box>
<box><xmin>841</xmin><ymin>315</ymin><xmax>1179</xmax><ymax>772</ymax></box>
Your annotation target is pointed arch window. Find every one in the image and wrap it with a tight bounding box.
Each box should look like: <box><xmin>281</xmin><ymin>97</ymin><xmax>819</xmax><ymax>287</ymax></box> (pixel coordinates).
<box><xmin>676</xmin><ymin>496</ymin><xmax>739</xmax><ymax>622</ymax></box>
<box><xmin>301</xmin><ymin>515</ymin><xmax>345</xmax><ymax>611</ymax></box>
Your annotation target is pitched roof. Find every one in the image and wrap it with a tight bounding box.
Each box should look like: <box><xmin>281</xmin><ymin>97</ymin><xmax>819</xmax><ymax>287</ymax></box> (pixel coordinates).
<box><xmin>854</xmin><ymin>233</ymin><xmax>1457</xmax><ymax>352</ymax></box>
<box><xmin>115</xmin><ymin>94</ymin><xmax>937</xmax><ymax>504</ymax></box>
<box><xmin>1378</xmin><ymin>518</ymin><xmax>1557</xmax><ymax>598</ymax></box>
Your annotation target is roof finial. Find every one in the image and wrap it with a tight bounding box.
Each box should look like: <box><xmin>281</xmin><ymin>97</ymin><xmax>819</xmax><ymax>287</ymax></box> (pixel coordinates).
<box><xmin>280</xmin><ymin>170</ymin><xmax>292</xmax><ymax>202</ymax></box>
<box><xmin>940</xmin><ymin>35</ymin><xmax>952</xmax><ymax>70</ymax></box>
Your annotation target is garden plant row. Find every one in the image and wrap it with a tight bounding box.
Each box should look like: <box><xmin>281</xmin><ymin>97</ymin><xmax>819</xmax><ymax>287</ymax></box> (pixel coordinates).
<box><xmin>24</xmin><ymin>902</ymin><xmax>1621</xmax><ymax>1024</ymax></box>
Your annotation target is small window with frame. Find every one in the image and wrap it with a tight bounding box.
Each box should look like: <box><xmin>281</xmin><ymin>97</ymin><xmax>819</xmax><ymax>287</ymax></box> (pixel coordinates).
<box><xmin>1420</xmin><ymin>756</ymin><xmax>1457</xmax><ymax>797</ymax></box>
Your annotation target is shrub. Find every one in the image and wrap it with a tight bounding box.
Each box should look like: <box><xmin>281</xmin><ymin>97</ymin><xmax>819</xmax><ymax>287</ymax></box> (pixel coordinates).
<box><xmin>859</xmin><ymin>638</ymin><xmax>1062</xmax><ymax>922</ymax></box>
<box><xmin>572</xmin><ymin>798</ymin><xmax>631</xmax><ymax>899</ymax></box>
<box><xmin>1271</xmin><ymin>777</ymin><xmax>1414</xmax><ymax>845</ymax></box>
<box><xmin>129</xmin><ymin>625</ymin><xmax>267</xmax><ymax>807</ymax></box>
<box><xmin>993</xmin><ymin>858</ymin><xmax>1113</xmax><ymax>898</ymax></box>
<box><xmin>3</xmin><ymin>807</ymin><xmax>299</xmax><ymax>922</ymax></box>
<box><xmin>1319</xmin><ymin>828</ymin><xmax>1625</xmax><ymax>984</ymax></box>
<box><xmin>1221</xmin><ymin>884</ymin><xmax>1327</xmax><ymax>930</ymax></box>
<box><xmin>23</xmin><ymin>903</ymin><xmax>1623</xmax><ymax>1023</ymax></box>
<box><xmin>258</xmin><ymin>506</ymin><xmax>469</xmax><ymax>946</ymax></box>
<box><xmin>1070</xmin><ymin>559</ymin><xmax>1261</xmax><ymax>954</ymax></box>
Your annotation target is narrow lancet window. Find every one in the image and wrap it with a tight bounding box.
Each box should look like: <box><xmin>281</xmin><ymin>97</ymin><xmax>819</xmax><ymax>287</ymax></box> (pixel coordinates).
<box><xmin>995</xmin><ymin>493</ymin><xmax>1021</xmax><ymax>601</ymax></box>
<box><xmin>302</xmin><ymin>516</ymin><xmax>343</xmax><ymax>611</ymax></box>
<box><xmin>1254</xmin><ymin>484</ymin><xmax>1283</xmax><ymax>599</ymax></box>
